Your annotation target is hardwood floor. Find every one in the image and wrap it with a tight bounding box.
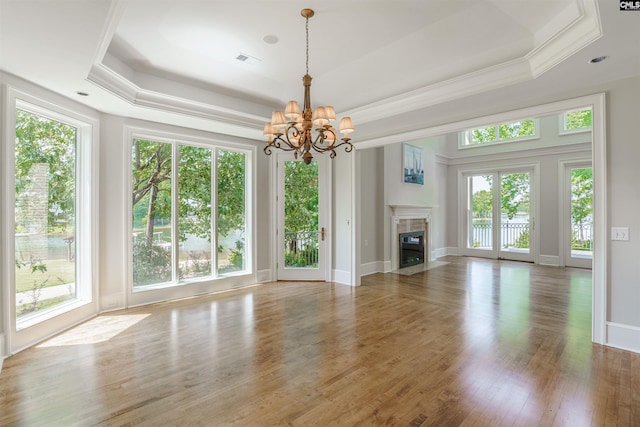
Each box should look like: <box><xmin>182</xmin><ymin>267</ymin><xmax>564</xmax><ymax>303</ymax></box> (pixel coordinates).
<box><xmin>1</xmin><ymin>256</ymin><xmax>638</xmax><ymax>426</ymax></box>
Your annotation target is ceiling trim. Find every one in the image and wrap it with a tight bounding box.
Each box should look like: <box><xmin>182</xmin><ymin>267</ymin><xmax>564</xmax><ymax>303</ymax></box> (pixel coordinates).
<box><xmin>84</xmin><ymin>0</ymin><xmax>602</xmax><ymax>140</ymax></box>
<box><xmin>87</xmin><ymin>63</ymin><xmax>267</xmax><ymax>129</ymax></box>
<box><xmin>354</xmin><ymin>93</ymin><xmax>602</xmax><ymax>149</ymax></box>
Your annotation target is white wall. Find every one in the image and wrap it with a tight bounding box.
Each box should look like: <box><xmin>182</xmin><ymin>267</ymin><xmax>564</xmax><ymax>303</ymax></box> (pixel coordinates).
<box><xmin>606</xmin><ymin>76</ymin><xmax>640</xmax><ymax>334</ymax></box>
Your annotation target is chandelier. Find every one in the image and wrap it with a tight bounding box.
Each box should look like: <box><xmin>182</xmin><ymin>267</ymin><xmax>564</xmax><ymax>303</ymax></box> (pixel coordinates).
<box><xmin>263</xmin><ymin>8</ymin><xmax>354</xmax><ymax>165</ymax></box>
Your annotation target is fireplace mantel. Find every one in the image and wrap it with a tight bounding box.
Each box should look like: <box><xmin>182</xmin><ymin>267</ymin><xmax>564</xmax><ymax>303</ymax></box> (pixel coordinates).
<box><xmin>390</xmin><ymin>205</ymin><xmax>433</xmax><ymax>271</ymax></box>
<box><xmin>389</xmin><ymin>205</ymin><xmax>433</xmax><ymax>220</ymax></box>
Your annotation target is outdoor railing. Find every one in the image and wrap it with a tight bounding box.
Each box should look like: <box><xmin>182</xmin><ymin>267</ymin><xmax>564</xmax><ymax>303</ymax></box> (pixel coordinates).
<box><xmin>472</xmin><ymin>221</ymin><xmax>529</xmax><ymax>248</ymax></box>
<box><xmin>284</xmin><ymin>230</ymin><xmax>319</xmax><ymax>267</ymax></box>
<box><xmin>472</xmin><ymin>221</ymin><xmax>593</xmax><ymax>250</ymax></box>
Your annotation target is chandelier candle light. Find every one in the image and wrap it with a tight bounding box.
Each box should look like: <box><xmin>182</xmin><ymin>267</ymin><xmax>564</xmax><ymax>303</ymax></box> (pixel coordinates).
<box><xmin>263</xmin><ymin>8</ymin><xmax>354</xmax><ymax>165</ymax></box>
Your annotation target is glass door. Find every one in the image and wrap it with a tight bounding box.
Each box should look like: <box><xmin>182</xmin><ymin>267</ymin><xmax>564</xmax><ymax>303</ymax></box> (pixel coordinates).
<box><xmin>277</xmin><ymin>153</ymin><xmax>328</xmax><ymax>280</ymax></box>
<box><xmin>464</xmin><ymin>174</ymin><xmax>496</xmax><ymax>257</ymax></box>
<box><xmin>498</xmin><ymin>172</ymin><xmax>533</xmax><ymax>262</ymax></box>
<box><xmin>564</xmin><ymin>164</ymin><xmax>593</xmax><ymax>268</ymax></box>
<box><xmin>463</xmin><ymin>170</ymin><xmax>534</xmax><ymax>262</ymax></box>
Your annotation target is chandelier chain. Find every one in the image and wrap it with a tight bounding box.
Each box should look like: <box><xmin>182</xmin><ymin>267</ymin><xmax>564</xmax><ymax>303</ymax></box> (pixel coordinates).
<box><xmin>305</xmin><ymin>15</ymin><xmax>309</xmax><ymax>75</ymax></box>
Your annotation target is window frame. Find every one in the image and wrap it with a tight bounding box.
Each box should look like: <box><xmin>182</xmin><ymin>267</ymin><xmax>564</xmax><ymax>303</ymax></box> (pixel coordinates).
<box><xmin>125</xmin><ymin>126</ymin><xmax>255</xmax><ymax>307</ymax></box>
<box><xmin>458</xmin><ymin>118</ymin><xmax>540</xmax><ymax>149</ymax></box>
<box><xmin>3</xmin><ymin>87</ymin><xmax>99</xmax><ymax>353</ymax></box>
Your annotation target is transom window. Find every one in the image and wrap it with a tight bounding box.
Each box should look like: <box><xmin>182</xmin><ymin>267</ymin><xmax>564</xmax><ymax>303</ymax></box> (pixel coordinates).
<box><xmin>560</xmin><ymin>108</ymin><xmax>592</xmax><ymax>134</ymax></box>
<box><xmin>460</xmin><ymin>119</ymin><xmax>539</xmax><ymax>147</ymax></box>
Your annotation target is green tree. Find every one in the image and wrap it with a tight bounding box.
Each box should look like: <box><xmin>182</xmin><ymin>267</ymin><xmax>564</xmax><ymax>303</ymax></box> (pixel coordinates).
<box><xmin>565</xmin><ymin>109</ymin><xmax>592</xmax><ymax>130</ymax></box>
<box><xmin>15</xmin><ymin>109</ymin><xmax>76</xmax><ymax>232</ymax></box>
<box><xmin>472</xmin><ymin>189</ymin><xmax>492</xmax><ymax>218</ymax></box>
<box><xmin>499</xmin><ymin>120</ymin><xmax>535</xmax><ymax>139</ymax></box>
<box><xmin>500</xmin><ymin>173</ymin><xmax>530</xmax><ymax>219</ymax></box>
<box><xmin>132</xmin><ymin>139</ymin><xmax>172</xmax><ymax>247</ymax></box>
<box><xmin>284</xmin><ymin>160</ymin><xmax>318</xmax><ymax>234</ymax></box>
<box><xmin>571</xmin><ymin>167</ymin><xmax>593</xmax><ymax>242</ymax></box>
<box><xmin>217</xmin><ymin>150</ymin><xmax>246</xmax><ymax>240</ymax></box>
<box><xmin>178</xmin><ymin>145</ymin><xmax>212</xmax><ymax>241</ymax></box>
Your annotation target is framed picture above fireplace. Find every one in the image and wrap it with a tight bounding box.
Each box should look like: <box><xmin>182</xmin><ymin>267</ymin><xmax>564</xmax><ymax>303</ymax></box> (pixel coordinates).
<box><xmin>402</xmin><ymin>143</ymin><xmax>424</xmax><ymax>185</ymax></box>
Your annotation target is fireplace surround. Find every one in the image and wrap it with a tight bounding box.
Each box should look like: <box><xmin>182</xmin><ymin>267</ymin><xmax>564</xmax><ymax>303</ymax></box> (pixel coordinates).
<box><xmin>390</xmin><ymin>205</ymin><xmax>432</xmax><ymax>271</ymax></box>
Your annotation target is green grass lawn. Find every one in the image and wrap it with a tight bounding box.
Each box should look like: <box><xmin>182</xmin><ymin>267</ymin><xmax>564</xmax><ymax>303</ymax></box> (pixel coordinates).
<box><xmin>15</xmin><ymin>258</ymin><xmax>75</xmax><ymax>293</ymax></box>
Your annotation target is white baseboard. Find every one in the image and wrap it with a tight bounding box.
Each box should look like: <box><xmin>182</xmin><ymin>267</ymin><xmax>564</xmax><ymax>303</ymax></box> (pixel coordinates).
<box><xmin>434</xmin><ymin>247</ymin><xmax>458</xmax><ymax>258</ymax></box>
<box><xmin>100</xmin><ymin>293</ymin><xmax>125</xmax><ymax>313</ymax></box>
<box><xmin>256</xmin><ymin>269</ymin><xmax>273</xmax><ymax>283</ymax></box>
<box><xmin>606</xmin><ymin>322</ymin><xmax>640</xmax><ymax>354</ymax></box>
<box><xmin>445</xmin><ymin>247</ymin><xmax>459</xmax><ymax>256</ymax></box>
<box><xmin>0</xmin><ymin>333</ymin><xmax>5</xmax><ymax>372</ymax></box>
<box><xmin>333</xmin><ymin>269</ymin><xmax>352</xmax><ymax>285</ymax></box>
<box><xmin>360</xmin><ymin>261</ymin><xmax>384</xmax><ymax>276</ymax></box>
<box><xmin>383</xmin><ymin>260</ymin><xmax>392</xmax><ymax>273</ymax></box>
<box><xmin>539</xmin><ymin>255</ymin><xmax>560</xmax><ymax>266</ymax></box>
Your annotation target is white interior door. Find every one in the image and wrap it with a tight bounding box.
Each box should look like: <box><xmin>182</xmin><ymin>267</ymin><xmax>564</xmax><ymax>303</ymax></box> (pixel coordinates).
<box><xmin>276</xmin><ymin>153</ymin><xmax>328</xmax><ymax>281</ymax></box>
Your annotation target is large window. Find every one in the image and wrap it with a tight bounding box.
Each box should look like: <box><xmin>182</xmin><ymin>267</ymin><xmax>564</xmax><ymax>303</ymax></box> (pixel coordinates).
<box><xmin>131</xmin><ymin>137</ymin><xmax>250</xmax><ymax>291</ymax></box>
<box><xmin>460</xmin><ymin>119</ymin><xmax>538</xmax><ymax>147</ymax></box>
<box><xmin>15</xmin><ymin>109</ymin><xmax>78</xmax><ymax>320</ymax></box>
<box><xmin>8</xmin><ymin>95</ymin><xmax>97</xmax><ymax>346</ymax></box>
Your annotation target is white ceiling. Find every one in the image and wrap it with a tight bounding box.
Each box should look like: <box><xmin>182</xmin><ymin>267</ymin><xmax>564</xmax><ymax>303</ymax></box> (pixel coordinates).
<box><xmin>1</xmin><ymin>0</ymin><xmax>638</xmax><ymax>143</ymax></box>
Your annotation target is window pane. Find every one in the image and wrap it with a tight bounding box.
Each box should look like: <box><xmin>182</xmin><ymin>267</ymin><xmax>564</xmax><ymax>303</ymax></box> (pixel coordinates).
<box><xmin>15</xmin><ymin>109</ymin><xmax>77</xmax><ymax>318</ymax></box>
<box><xmin>571</xmin><ymin>167</ymin><xmax>593</xmax><ymax>258</ymax></box>
<box><xmin>470</xmin><ymin>126</ymin><xmax>496</xmax><ymax>144</ymax></box>
<box><xmin>178</xmin><ymin>145</ymin><xmax>212</xmax><ymax>280</ymax></box>
<box><xmin>132</xmin><ymin>139</ymin><xmax>173</xmax><ymax>287</ymax></box>
<box><xmin>217</xmin><ymin>150</ymin><xmax>246</xmax><ymax>274</ymax></box>
<box><xmin>500</xmin><ymin>173</ymin><xmax>531</xmax><ymax>253</ymax></box>
<box><xmin>499</xmin><ymin>120</ymin><xmax>535</xmax><ymax>139</ymax></box>
<box><xmin>565</xmin><ymin>109</ymin><xmax>592</xmax><ymax>130</ymax></box>
<box><xmin>284</xmin><ymin>160</ymin><xmax>319</xmax><ymax>267</ymax></box>
<box><xmin>469</xmin><ymin>175</ymin><xmax>492</xmax><ymax>250</ymax></box>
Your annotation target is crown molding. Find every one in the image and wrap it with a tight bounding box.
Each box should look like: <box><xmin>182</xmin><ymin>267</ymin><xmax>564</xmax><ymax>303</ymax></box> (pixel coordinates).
<box><xmin>85</xmin><ymin>0</ymin><xmax>601</xmax><ymax>140</ymax></box>
<box><xmin>87</xmin><ymin>63</ymin><xmax>267</xmax><ymax>129</ymax></box>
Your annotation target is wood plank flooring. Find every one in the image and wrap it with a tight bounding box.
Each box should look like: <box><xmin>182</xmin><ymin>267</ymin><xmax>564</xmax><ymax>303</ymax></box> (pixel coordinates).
<box><xmin>1</xmin><ymin>256</ymin><xmax>638</xmax><ymax>426</ymax></box>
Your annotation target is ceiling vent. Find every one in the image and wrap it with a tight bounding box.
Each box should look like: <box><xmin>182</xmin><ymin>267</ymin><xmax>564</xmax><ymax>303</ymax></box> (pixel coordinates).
<box><xmin>236</xmin><ymin>54</ymin><xmax>249</xmax><ymax>62</ymax></box>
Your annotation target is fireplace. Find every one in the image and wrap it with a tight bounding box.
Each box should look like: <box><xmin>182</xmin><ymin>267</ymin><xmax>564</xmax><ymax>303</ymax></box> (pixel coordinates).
<box><xmin>389</xmin><ymin>205</ymin><xmax>432</xmax><ymax>272</ymax></box>
<box><xmin>399</xmin><ymin>231</ymin><xmax>425</xmax><ymax>268</ymax></box>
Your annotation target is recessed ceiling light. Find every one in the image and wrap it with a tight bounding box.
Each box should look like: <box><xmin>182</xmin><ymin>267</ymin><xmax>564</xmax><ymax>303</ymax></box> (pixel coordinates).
<box><xmin>76</xmin><ymin>91</ymin><xmax>89</xmax><ymax>96</ymax></box>
<box><xmin>589</xmin><ymin>56</ymin><xmax>609</xmax><ymax>64</ymax></box>
<box><xmin>263</xmin><ymin>35</ymin><xmax>279</xmax><ymax>45</ymax></box>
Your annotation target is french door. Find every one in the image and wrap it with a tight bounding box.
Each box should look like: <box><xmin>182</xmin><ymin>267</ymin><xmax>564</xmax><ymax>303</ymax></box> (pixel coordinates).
<box><xmin>562</xmin><ymin>162</ymin><xmax>593</xmax><ymax>269</ymax></box>
<box><xmin>463</xmin><ymin>169</ymin><xmax>534</xmax><ymax>262</ymax></box>
<box><xmin>276</xmin><ymin>153</ymin><xmax>329</xmax><ymax>281</ymax></box>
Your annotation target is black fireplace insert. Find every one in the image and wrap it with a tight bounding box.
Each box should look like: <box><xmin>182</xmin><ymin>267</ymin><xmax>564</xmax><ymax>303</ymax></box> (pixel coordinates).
<box><xmin>399</xmin><ymin>231</ymin><xmax>425</xmax><ymax>269</ymax></box>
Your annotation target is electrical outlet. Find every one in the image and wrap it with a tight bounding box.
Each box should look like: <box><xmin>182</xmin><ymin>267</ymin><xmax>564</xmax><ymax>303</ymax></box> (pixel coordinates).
<box><xmin>611</xmin><ymin>227</ymin><xmax>629</xmax><ymax>241</ymax></box>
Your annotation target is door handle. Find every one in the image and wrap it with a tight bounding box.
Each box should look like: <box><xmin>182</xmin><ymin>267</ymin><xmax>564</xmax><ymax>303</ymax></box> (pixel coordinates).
<box><xmin>321</xmin><ymin>227</ymin><xmax>325</xmax><ymax>241</ymax></box>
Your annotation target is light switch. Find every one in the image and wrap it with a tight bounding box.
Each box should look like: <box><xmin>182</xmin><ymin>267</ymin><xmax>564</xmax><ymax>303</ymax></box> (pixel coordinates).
<box><xmin>611</xmin><ymin>227</ymin><xmax>629</xmax><ymax>241</ymax></box>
